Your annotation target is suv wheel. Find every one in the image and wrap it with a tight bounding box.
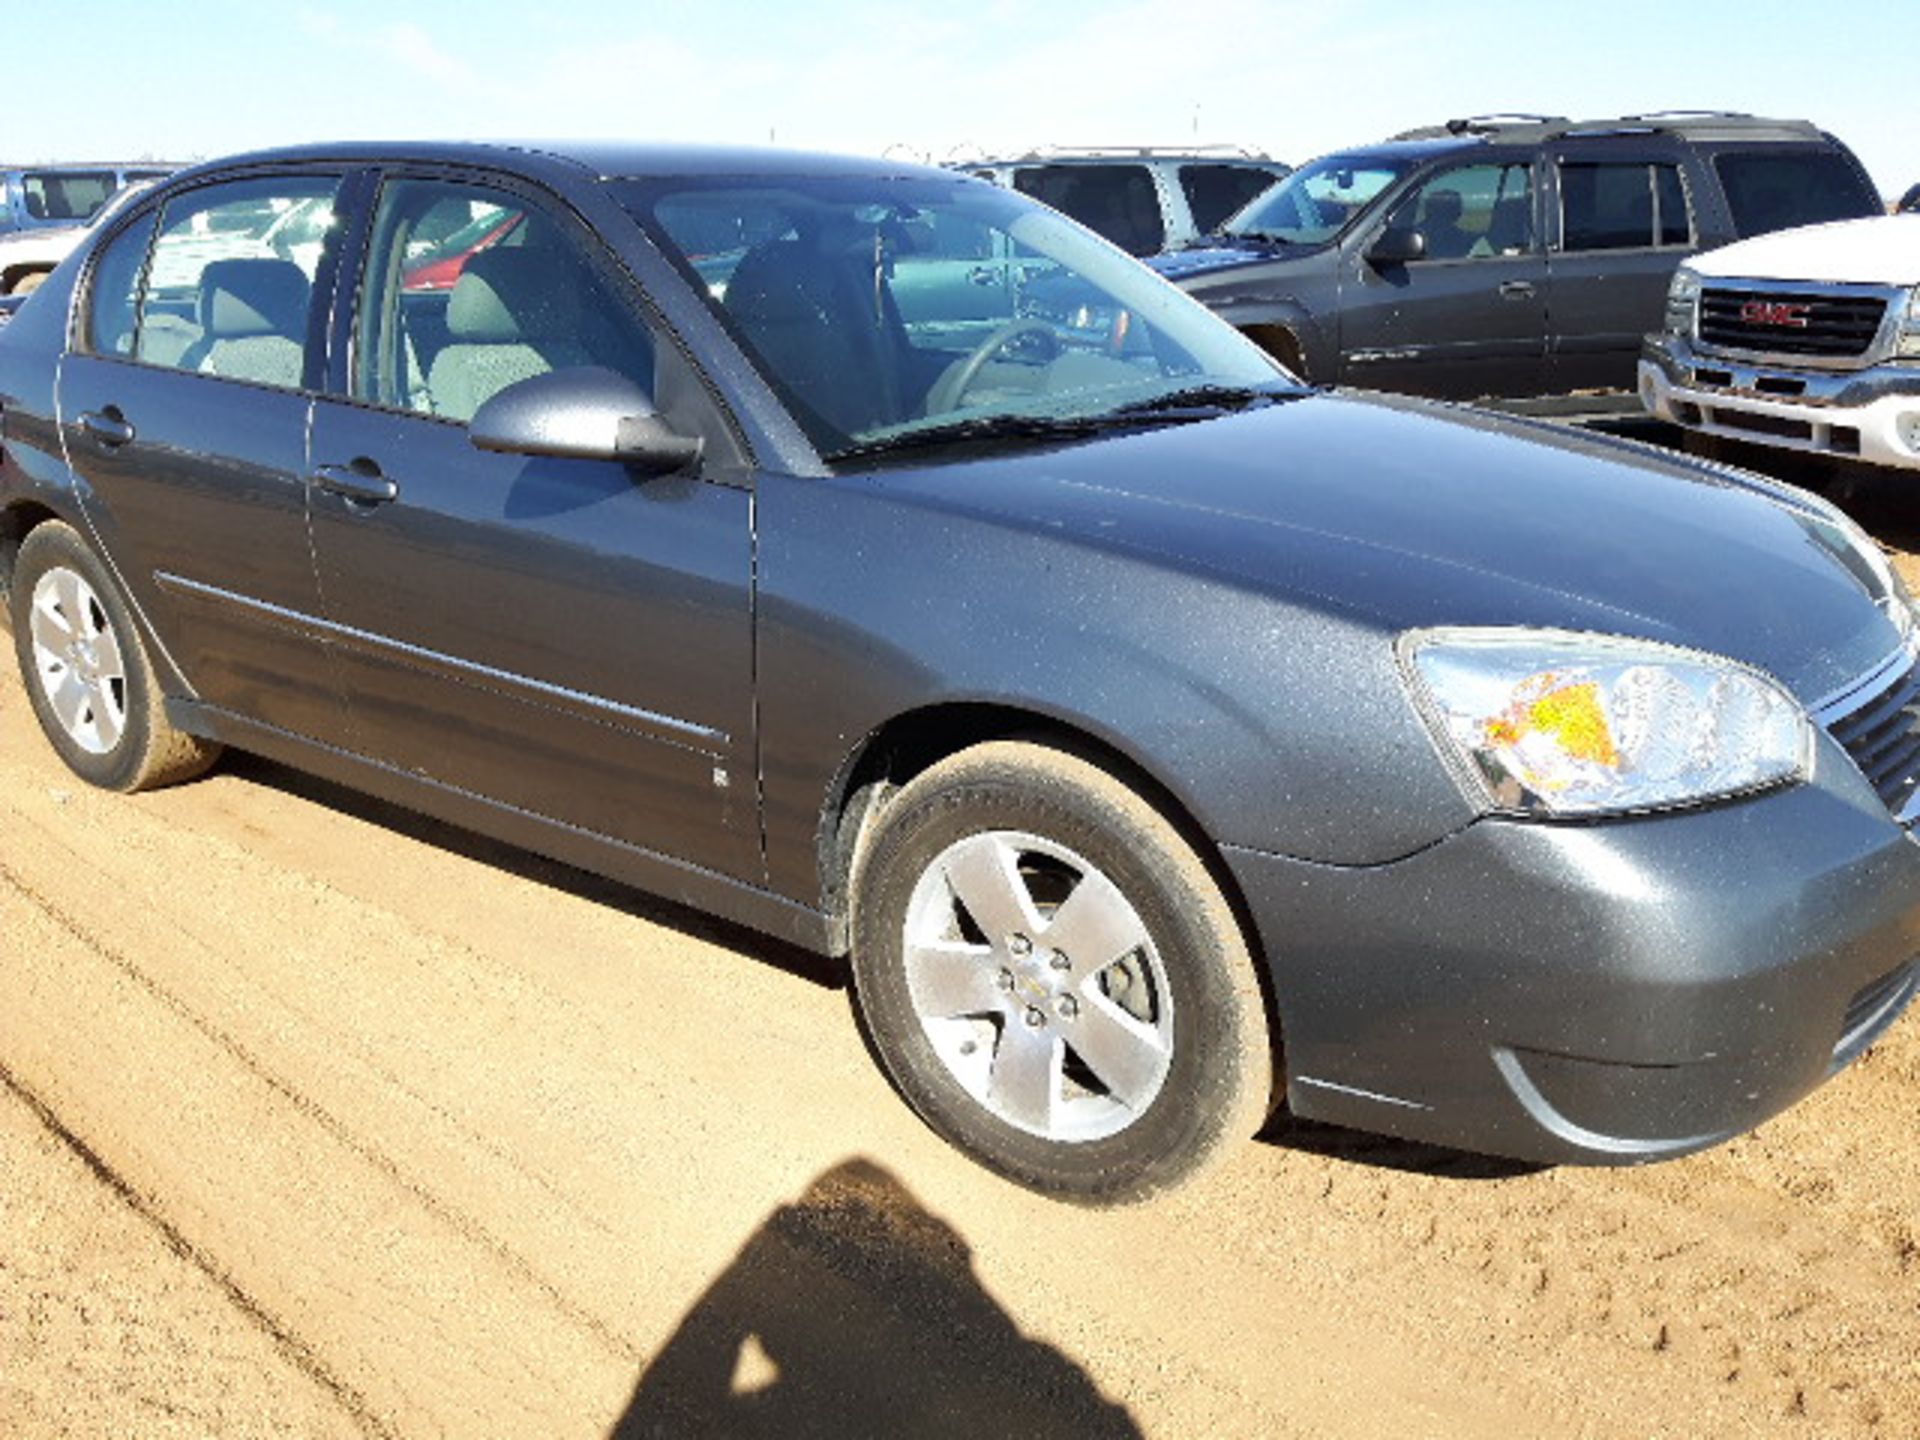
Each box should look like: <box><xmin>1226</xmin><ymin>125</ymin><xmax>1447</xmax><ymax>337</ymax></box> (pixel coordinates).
<box><xmin>850</xmin><ymin>741</ymin><xmax>1274</xmax><ymax>1204</ymax></box>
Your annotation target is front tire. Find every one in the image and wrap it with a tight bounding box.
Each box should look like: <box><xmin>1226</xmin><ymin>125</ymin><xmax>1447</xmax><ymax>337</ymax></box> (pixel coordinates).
<box><xmin>850</xmin><ymin>741</ymin><xmax>1274</xmax><ymax>1204</ymax></box>
<box><xmin>9</xmin><ymin>521</ymin><xmax>221</xmax><ymax>791</ymax></box>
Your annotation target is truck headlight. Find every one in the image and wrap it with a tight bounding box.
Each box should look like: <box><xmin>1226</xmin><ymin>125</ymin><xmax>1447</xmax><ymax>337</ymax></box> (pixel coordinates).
<box><xmin>1665</xmin><ymin>267</ymin><xmax>1701</xmax><ymax>337</ymax></box>
<box><xmin>1897</xmin><ymin>286</ymin><xmax>1920</xmax><ymax>359</ymax></box>
<box><xmin>1404</xmin><ymin>629</ymin><xmax>1811</xmax><ymax>817</ymax></box>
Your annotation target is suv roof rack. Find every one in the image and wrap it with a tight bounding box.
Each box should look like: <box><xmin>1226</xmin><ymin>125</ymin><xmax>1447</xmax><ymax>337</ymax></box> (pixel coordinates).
<box><xmin>1390</xmin><ymin>112</ymin><xmax>1828</xmax><ymax>145</ymax></box>
<box><xmin>963</xmin><ymin>142</ymin><xmax>1274</xmax><ymax>165</ymax></box>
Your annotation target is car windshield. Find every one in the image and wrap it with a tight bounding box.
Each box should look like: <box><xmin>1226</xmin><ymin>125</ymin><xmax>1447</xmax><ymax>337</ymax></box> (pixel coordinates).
<box><xmin>618</xmin><ymin>173</ymin><xmax>1295</xmax><ymax>460</ymax></box>
<box><xmin>1219</xmin><ymin>155</ymin><xmax>1414</xmax><ymax>245</ymax></box>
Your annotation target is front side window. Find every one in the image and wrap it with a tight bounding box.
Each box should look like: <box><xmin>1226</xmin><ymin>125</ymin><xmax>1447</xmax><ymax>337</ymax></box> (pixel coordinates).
<box><xmin>352</xmin><ymin>178</ymin><xmax>654</xmax><ymax>425</ymax></box>
<box><xmin>133</xmin><ymin>176</ymin><xmax>343</xmax><ymax>386</ymax></box>
<box><xmin>1221</xmin><ymin>155</ymin><xmax>1413</xmax><ymax>247</ymax></box>
<box><xmin>1013</xmin><ymin>164</ymin><xmax>1164</xmax><ymax>256</ymax></box>
<box><xmin>1713</xmin><ymin>149</ymin><xmax>1880</xmax><ymax>238</ymax></box>
<box><xmin>1390</xmin><ymin>163</ymin><xmax>1534</xmax><ymax>260</ymax></box>
<box><xmin>626</xmin><ymin>173</ymin><xmax>1292</xmax><ymax>459</ymax></box>
<box><xmin>1559</xmin><ymin>162</ymin><xmax>1691</xmax><ymax>251</ymax></box>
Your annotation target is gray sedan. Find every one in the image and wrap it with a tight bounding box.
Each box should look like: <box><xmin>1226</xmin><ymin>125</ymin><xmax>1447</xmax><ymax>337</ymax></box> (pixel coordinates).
<box><xmin>0</xmin><ymin>142</ymin><xmax>1915</xmax><ymax>1203</ymax></box>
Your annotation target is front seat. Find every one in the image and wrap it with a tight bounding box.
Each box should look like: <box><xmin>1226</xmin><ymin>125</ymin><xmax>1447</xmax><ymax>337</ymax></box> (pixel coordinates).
<box><xmin>188</xmin><ymin>258</ymin><xmax>311</xmax><ymax>388</ymax></box>
<box><xmin>723</xmin><ymin>235</ymin><xmax>907</xmax><ymax>439</ymax></box>
<box><xmin>427</xmin><ymin>249</ymin><xmax>592</xmax><ymax>423</ymax></box>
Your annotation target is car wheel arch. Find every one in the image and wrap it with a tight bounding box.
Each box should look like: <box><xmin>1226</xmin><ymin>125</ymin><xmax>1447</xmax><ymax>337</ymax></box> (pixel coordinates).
<box><xmin>1</xmin><ymin>264</ymin><xmax>52</xmax><ymax>296</ymax></box>
<box><xmin>816</xmin><ymin>702</ymin><xmax>1285</xmax><ymax>1051</ymax></box>
<box><xmin>0</xmin><ymin>499</ymin><xmax>63</xmax><ymax>599</ymax></box>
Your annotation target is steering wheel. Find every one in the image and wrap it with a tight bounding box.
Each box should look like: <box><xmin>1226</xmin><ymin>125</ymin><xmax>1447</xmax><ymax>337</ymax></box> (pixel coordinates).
<box><xmin>926</xmin><ymin>320</ymin><xmax>1061</xmax><ymax>415</ymax></box>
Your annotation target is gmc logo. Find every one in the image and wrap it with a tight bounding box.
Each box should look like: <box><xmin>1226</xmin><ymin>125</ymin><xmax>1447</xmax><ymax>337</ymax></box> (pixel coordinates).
<box><xmin>1739</xmin><ymin>300</ymin><xmax>1811</xmax><ymax>329</ymax></box>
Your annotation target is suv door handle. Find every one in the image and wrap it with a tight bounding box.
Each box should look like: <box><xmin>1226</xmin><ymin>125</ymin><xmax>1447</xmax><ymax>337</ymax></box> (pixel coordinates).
<box><xmin>967</xmin><ymin>266</ymin><xmax>1004</xmax><ymax>287</ymax></box>
<box><xmin>1499</xmin><ymin>280</ymin><xmax>1536</xmax><ymax>300</ymax></box>
<box><xmin>79</xmin><ymin>408</ymin><xmax>136</xmax><ymax>447</ymax></box>
<box><xmin>312</xmin><ymin>462</ymin><xmax>399</xmax><ymax>505</ymax></box>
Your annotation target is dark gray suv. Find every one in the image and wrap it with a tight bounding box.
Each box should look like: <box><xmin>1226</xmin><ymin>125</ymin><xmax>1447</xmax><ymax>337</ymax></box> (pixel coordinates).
<box><xmin>1</xmin><ymin>142</ymin><xmax>1916</xmax><ymax>1203</ymax></box>
<box><xmin>1153</xmin><ymin>114</ymin><xmax>1882</xmax><ymax>402</ymax></box>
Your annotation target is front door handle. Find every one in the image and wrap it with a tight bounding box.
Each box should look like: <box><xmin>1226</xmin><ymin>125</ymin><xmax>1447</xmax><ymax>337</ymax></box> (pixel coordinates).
<box><xmin>967</xmin><ymin>266</ymin><xmax>1004</xmax><ymax>287</ymax></box>
<box><xmin>79</xmin><ymin>408</ymin><xmax>136</xmax><ymax>447</ymax></box>
<box><xmin>312</xmin><ymin>462</ymin><xmax>399</xmax><ymax>505</ymax></box>
<box><xmin>1499</xmin><ymin>280</ymin><xmax>1536</xmax><ymax>300</ymax></box>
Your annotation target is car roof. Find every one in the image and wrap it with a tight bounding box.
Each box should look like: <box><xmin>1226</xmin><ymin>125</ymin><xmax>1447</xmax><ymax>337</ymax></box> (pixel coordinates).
<box><xmin>161</xmin><ymin>140</ymin><xmax>959</xmax><ymax>186</ymax></box>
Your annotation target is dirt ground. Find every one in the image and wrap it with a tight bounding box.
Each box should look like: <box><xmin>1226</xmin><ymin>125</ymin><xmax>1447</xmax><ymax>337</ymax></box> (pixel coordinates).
<box><xmin>4</xmin><ymin>467</ymin><xmax>1920</xmax><ymax>1439</ymax></box>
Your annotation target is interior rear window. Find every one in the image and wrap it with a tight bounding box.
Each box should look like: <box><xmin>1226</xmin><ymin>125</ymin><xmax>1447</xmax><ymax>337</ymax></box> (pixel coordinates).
<box><xmin>1714</xmin><ymin>150</ymin><xmax>1879</xmax><ymax>238</ymax></box>
<box><xmin>1013</xmin><ymin>164</ymin><xmax>1164</xmax><ymax>256</ymax></box>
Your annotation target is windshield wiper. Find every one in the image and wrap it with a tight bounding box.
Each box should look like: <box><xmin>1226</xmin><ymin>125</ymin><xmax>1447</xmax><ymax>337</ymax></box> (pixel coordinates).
<box><xmin>827</xmin><ymin>408</ymin><xmax>1220</xmax><ymax>464</ymax></box>
<box><xmin>1107</xmin><ymin>384</ymin><xmax>1294</xmax><ymax>417</ymax></box>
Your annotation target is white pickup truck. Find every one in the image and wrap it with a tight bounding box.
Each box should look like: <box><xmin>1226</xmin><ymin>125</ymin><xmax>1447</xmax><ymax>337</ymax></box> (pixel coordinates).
<box><xmin>1640</xmin><ymin>214</ymin><xmax>1920</xmax><ymax>470</ymax></box>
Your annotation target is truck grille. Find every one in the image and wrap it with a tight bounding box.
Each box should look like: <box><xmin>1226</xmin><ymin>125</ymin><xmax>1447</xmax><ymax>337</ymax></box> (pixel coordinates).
<box><xmin>1827</xmin><ymin>657</ymin><xmax>1920</xmax><ymax>819</ymax></box>
<box><xmin>1698</xmin><ymin>288</ymin><xmax>1887</xmax><ymax>358</ymax></box>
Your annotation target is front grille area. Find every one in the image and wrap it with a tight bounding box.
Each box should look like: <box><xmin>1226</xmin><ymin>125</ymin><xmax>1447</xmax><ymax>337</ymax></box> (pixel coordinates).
<box><xmin>1827</xmin><ymin>658</ymin><xmax>1920</xmax><ymax>819</ymax></box>
<box><xmin>1699</xmin><ymin>288</ymin><xmax>1887</xmax><ymax>358</ymax></box>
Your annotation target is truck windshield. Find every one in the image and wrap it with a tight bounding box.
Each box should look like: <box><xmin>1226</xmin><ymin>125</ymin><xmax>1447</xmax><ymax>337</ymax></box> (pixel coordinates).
<box><xmin>1218</xmin><ymin>156</ymin><xmax>1414</xmax><ymax>245</ymax></box>
<box><xmin>1714</xmin><ymin>150</ymin><xmax>1880</xmax><ymax>238</ymax></box>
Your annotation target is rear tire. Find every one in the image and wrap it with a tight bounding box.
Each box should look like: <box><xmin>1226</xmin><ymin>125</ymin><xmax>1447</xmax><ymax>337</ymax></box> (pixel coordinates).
<box><xmin>850</xmin><ymin>741</ymin><xmax>1274</xmax><ymax>1204</ymax></box>
<box><xmin>9</xmin><ymin>521</ymin><xmax>221</xmax><ymax>791</ymax></box>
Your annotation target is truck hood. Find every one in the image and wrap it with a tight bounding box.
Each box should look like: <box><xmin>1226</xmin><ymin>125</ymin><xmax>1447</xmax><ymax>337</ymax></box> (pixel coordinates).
<box><xmin>900</xmin><ymin>392</ymin><xmax>1906</xmax><ymax>709</ymax></box>
<box><xmin>1147</xmin><ymin>240</ymin><xmax>1293</xmax><ymax>283</ymax></box>
<box><xmin>1691</xmin><ymin>214</ymin><xmax>1920</xmax><ymax>287</ymax></box>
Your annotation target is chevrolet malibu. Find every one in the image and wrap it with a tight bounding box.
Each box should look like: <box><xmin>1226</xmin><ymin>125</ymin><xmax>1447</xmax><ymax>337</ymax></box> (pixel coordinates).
<box><xmin>2</xmin><ymin>143</ymin><xmax>1916</xmax><ymax>1204</ymax></box>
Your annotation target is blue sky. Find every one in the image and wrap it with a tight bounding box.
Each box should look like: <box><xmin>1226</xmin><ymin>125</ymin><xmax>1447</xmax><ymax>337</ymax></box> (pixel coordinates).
<box><xmin>12</xmin><ymin>0</ymin><xmax>1915</xmax><ymax>197</ymax></box>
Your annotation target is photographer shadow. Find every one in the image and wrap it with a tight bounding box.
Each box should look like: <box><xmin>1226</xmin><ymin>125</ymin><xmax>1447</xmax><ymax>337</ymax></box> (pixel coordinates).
<box><xmin>612</xmin><ymin>1159</ymin><xmax>1140</xmax><ymax>1440</ymax></box>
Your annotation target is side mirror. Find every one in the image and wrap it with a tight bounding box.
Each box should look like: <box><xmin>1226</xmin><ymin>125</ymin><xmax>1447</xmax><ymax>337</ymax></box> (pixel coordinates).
<box><xmin>1366</xmin><ymin>227</ymin><xmax>1426</xmax><ymax>266</ymax></box>
<box><xmin>468</xmin><ymin>367</ymin><xmax>704</xmax><ymax>473</ymax></box>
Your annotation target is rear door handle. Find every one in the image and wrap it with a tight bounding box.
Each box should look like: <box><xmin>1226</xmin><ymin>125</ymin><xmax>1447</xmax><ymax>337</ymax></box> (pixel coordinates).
<box><xmin>79</xmin><ymin>408</ymin><xmax>136</xmax><ymax>447</ymax></box>
<box><xmin>1499</xmin><ymin>280</ymin><xmax>1536</xmax><ymax>300</ymax></box>
<box><xmin>312</xmin><ymin>462</ymin><xmax>399</xmax><ymax>505</ymax></box>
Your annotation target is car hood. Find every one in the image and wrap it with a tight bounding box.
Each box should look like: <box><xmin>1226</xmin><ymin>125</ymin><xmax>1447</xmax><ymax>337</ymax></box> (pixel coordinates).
<box><xmin>895</xmin><ymin>392</ymin><xmax>1905</xmax><ymax>708</ymax></box>
<box><xmin>1691</xmin><ymin>214</ymin><xmax>1920</xmax><ymax>287</ymax></box>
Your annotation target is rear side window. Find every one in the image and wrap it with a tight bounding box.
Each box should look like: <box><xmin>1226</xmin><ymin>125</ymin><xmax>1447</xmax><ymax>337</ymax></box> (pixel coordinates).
<box><xmin>1714</xmin><ymin>150</ymin><xmax>1880</xmax><ymax>238</ymax></box>
<box><xmin>1013</xmin><ymin>164</ymin><xmax>1165</xmax><ymax>256</ymax></box>
<box><xmin>134</xmin><ymin>176</ymin><xmax>342</xmax><ymax>387</ymax></box>
<box><xmin>87</xmin><ymin>210</ymin><xmax>160</xmax><ymax>356</ymax></box>
<box><xmin>1179</xmin><ymin>165</ymin><xmax>1282</xmax><ymax>234</ymax></box>
<box><xmin>23</xmin><ymin>170</ymin><xmax>115</xmax><ymax>223</ymax></box>
<box><xmin>1559</xmin><ymin>162</ymin><xmax>1691</xmax><ymax>251</ymax></box>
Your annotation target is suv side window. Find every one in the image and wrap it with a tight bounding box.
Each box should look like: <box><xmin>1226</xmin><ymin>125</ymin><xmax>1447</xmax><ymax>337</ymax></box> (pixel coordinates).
<box><xmin>1712</xmin><ymin>150</ymin><xmax>1880</xmax><ymax>237</ymax></box>
<box><xmin>133</xmin><ymin>176</ymin><xmax>342</xmax><ymax>385</ymax></box>
<box><xmin>1559</xmin><ymin>162</ymin><xmax>1691</xmax><ymax>251</ymax></box>
<box><xmin>353</xmin><ymin>177</ymin><xmax>654</xmax><ymax>425</ymax></box>
<box><xmin>1179</xmin><ymin>164</ymin><xmax>1279</xmax><ymax>234</ymax></box>
<box><xmin>1013</xmin><ymin>164</ymin><xmax>1164</xmax><ymax>256</ymax></box>
<box><xmin>1392</xmin><ymin>163</ymin><xmax>1534</xmax><ymax>260</ymax></box>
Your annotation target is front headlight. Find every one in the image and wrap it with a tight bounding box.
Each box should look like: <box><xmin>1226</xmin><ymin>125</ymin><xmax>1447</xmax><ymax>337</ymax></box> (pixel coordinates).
<box><xmin>1404</xmin><ymin>629</ymin><xmax>1811</xmax><ymax>817</ymax></box>
<box><xmin>1665</xmin><ymin>267</ymin><xmax>1701</xmax><ymax>337</ymax></box>
<box><xmin>1897</xmin><ymin>286</ymin><xmax>1920</xmax><ymax>359</ymax></box>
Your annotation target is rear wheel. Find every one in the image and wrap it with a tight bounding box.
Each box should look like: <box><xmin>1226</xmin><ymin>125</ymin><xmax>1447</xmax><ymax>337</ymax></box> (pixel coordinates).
<box><xmin>9</xmin><ymin>521</ymin><xmax>221</xmax><ymax>791</ymax></box>
<box><xmin>7</xmin><ymin>269</ymin><xmax>49</xmax><ymax>296</ymax></box>
<box><xmin>850</xmin><ymin>741</ymin><xmax>1274</xmax><ymax>1204</ymax></box>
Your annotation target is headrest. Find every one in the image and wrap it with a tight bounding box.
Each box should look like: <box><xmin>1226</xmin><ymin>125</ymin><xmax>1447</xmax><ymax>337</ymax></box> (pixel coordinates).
<box><xmin>1422</xmin><ymin>189</ymin><xmax>1464</xmax><ymax>227</ymax></box>
<box><xmin>445</xmin><ymin>249</ymin><xmax>580</xmax><ymax>343</ymax></box>
<box><xmin>199</xmin><ymin>258</ymin><xmax>310</xmax><ymax>340</ymax></box>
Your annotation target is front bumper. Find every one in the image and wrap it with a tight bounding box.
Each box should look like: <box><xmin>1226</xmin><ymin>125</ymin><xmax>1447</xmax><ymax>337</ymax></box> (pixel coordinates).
<box><xmin>1640</xmin><ymin>333</ymin><xmax>1920</xmax><ymax>471</ymax></box>
<box><xmin>1224</xmin><ymin>749</ymin><xmax>1920</xmax><ymax>1164</ymax></box>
